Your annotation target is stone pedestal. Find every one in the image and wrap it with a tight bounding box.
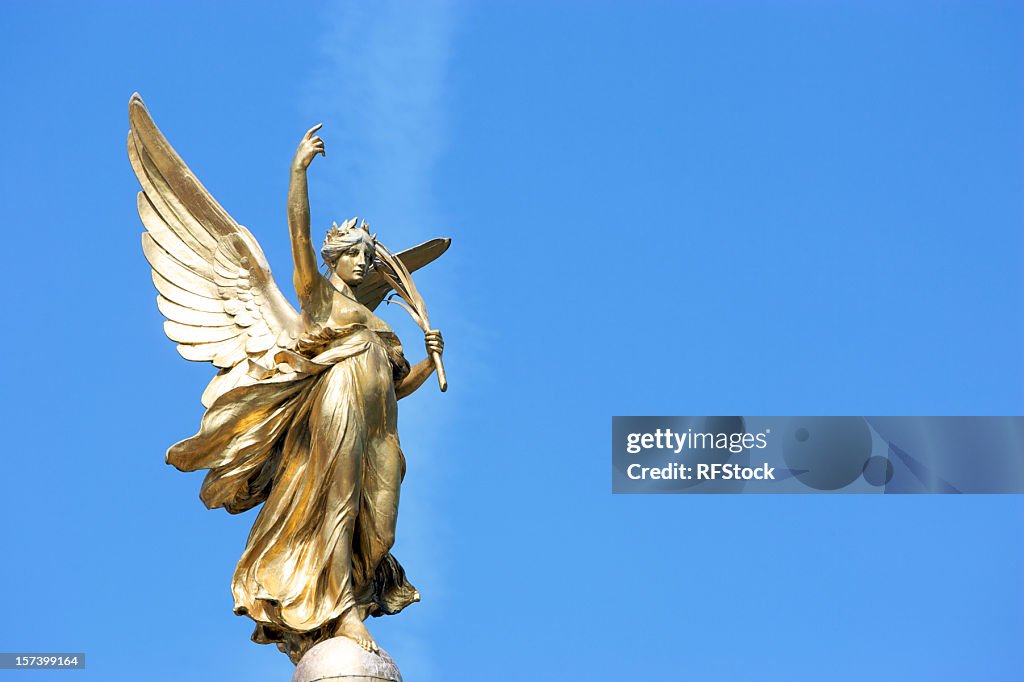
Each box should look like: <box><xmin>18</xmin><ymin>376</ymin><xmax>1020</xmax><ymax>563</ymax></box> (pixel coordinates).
<box><xmin>291</xmin><ymin>637</ymin><xmax>402</xmax><ymax>682</ymax></box>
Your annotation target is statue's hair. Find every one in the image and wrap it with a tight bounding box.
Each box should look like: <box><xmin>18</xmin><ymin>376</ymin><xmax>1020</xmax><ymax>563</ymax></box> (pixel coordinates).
<box><xmin>321</xmin><ymin>218</ymin><xmax>376</xmax><ymax>268</ymax></box>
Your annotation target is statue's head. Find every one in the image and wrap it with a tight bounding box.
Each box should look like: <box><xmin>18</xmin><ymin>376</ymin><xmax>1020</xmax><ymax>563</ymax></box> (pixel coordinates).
<box><xmin>322</xmin><ymin>217</ymin><xmax>376</xmax><ymax>286</ymax></box>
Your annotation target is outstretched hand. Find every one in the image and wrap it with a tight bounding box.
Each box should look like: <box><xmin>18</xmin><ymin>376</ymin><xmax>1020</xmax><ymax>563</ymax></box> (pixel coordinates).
<box><xmin>293</xmin><ymin>123</ymin><xmax>325</xmax><ymax>171</ymax></box>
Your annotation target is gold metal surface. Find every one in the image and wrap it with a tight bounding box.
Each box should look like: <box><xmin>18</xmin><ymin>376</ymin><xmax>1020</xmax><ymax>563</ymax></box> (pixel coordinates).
<box><xmin>128</xmin><ymin>94</ymin><xmax>448</xmax><ymax>662</ymax></box>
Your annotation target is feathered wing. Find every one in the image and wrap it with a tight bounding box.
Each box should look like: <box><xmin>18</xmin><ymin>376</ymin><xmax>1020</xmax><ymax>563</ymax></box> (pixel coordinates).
<box><xmin>128</xmin><ymin>93</ymin><xmax>302</xmax><ymax>408</ymax></box>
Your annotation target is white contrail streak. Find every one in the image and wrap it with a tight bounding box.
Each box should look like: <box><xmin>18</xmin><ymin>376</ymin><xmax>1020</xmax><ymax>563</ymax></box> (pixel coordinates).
<box><xmin>306</xmin><ymin>3</ymin><xmax>457</xmax><ymax>680</ymax></box>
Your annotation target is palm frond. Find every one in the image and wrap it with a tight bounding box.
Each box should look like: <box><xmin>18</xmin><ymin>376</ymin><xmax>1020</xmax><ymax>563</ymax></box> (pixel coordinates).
<box><xmin>375</xmin><ymin>242</ymin><xmax>447</xmax><ymax>391</ymax></box>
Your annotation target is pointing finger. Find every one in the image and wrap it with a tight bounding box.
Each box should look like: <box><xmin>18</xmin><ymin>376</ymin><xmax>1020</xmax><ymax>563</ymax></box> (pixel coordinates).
<box><xmin>304</xmin><ymin>123</ymin><xmax>324</xmax><ymax>139</ymax></box>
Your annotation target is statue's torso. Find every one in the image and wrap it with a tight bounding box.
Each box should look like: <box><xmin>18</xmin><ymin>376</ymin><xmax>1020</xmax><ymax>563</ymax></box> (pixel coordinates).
<box><xmin>296</xmin><ymin>281</ymin><xmax>408</xmax><ymax>383</ymax></box>
<box><xmin>303</xmin><ymin>279</ymin><xmax>395</xmax><ymax>337</ymax></box>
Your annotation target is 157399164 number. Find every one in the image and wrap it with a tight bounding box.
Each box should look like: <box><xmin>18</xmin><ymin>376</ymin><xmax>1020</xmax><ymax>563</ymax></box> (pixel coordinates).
<box><xmin>0</xmin><ymin>653</ymin><xmax>86</xmax><ymax>669</ymax></box>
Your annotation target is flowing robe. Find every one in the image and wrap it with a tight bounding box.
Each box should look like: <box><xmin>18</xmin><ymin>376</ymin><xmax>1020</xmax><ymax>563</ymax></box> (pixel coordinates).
<box><xmin>167</xmin><ymin>320</ymin><xmax>418</xmax><ymax>663</ymax></box>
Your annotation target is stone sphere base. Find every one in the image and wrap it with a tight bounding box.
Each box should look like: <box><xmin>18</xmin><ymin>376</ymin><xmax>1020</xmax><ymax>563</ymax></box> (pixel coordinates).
<box><xmin>291</xmin><ymin>637</ymin><xmax>402</xmax><ymax>682</ymax></box>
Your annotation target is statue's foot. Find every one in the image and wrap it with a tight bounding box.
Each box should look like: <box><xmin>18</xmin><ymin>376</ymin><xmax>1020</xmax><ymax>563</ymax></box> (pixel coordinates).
<box><xmin>332</xmin><ymin>611</ymin><xmax>379</xmax><ymax>654</ymax></box>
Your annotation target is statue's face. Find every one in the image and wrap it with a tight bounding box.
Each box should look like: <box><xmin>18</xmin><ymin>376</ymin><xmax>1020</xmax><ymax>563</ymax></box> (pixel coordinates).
<box><xmin>334</xmin><ymin>241</ymin><xmax>373</xmax><ymax>286</ymax></box>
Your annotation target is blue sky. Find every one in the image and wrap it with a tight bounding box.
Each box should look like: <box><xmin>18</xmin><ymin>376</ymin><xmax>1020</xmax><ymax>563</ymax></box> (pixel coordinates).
<box><xmin>1</xmin><ymin>1</ymin><xmax>1021</xmax><ymax>680</ymax></box>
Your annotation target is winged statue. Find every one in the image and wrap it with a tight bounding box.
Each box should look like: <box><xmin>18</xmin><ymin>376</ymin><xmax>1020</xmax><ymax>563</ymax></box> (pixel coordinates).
<box><xmin>128</xmin><ymin>93</ymin><xmax>449</xmax><ymax>666</ymax></box>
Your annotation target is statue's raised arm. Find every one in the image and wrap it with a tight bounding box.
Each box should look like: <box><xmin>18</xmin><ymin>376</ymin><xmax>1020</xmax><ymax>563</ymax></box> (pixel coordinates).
<box><xmin>287</xmin><ymin>123</ymin><xmax>329</xmax><ymax>319</ymax></box>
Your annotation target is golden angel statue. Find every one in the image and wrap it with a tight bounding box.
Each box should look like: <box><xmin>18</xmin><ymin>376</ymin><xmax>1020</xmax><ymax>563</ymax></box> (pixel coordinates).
<box><xmin>127</xmin><ymin>94</ymin><xmax>449</xmax><ymax>664</ymax></box>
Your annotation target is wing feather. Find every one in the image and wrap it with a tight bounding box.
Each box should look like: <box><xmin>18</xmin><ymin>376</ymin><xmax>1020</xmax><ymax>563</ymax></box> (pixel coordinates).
<box><xmin>138</xmin><ymin>193</ymin><xmax>214</xmax><ymax>275</ymax></box>
<box><xmin>128</xmin><ymin>98</ymin><xmax>238</xmax><ymax>241</ymax></box>
<box><xmin>151</xmin><ymin>271</ymin><xmax>223</xmax><ymax>312</ymax></box>
<box><xmin>177</xmin><ymin>336</ymin><xmax>249</xmax><ymax>366</ymax></box>
<box><xmin>142</xmin><ymin>234</ymin><xmax>222</xmax><ymax>299</ymax></box>
<box><xmin>156</xmin><ymin>296</ymin><xmax>236</xmax><ymax>327</ymax></box>
<box><xmin>129</xmin><ymin>135</ymin><xmax>219</xmax><ymax>255</ymax></box>
<box><xmin>164</xmin><ymin>321</ymin><xmax>241</xmax><ymax>344</ymax></box>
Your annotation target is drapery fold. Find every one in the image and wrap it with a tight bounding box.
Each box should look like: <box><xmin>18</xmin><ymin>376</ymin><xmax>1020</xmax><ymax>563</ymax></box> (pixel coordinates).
<box><xmin>167</xmin><ymin>325</ymin><xmax>418</xmax><ymax>663</ymax></box>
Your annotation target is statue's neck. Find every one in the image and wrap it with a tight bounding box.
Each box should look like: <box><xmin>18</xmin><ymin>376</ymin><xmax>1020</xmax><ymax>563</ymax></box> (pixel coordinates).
<box><xmin>328</xmin><ymin>272</ymin><xmax>356</xmax><ymax>300</ymax></box>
